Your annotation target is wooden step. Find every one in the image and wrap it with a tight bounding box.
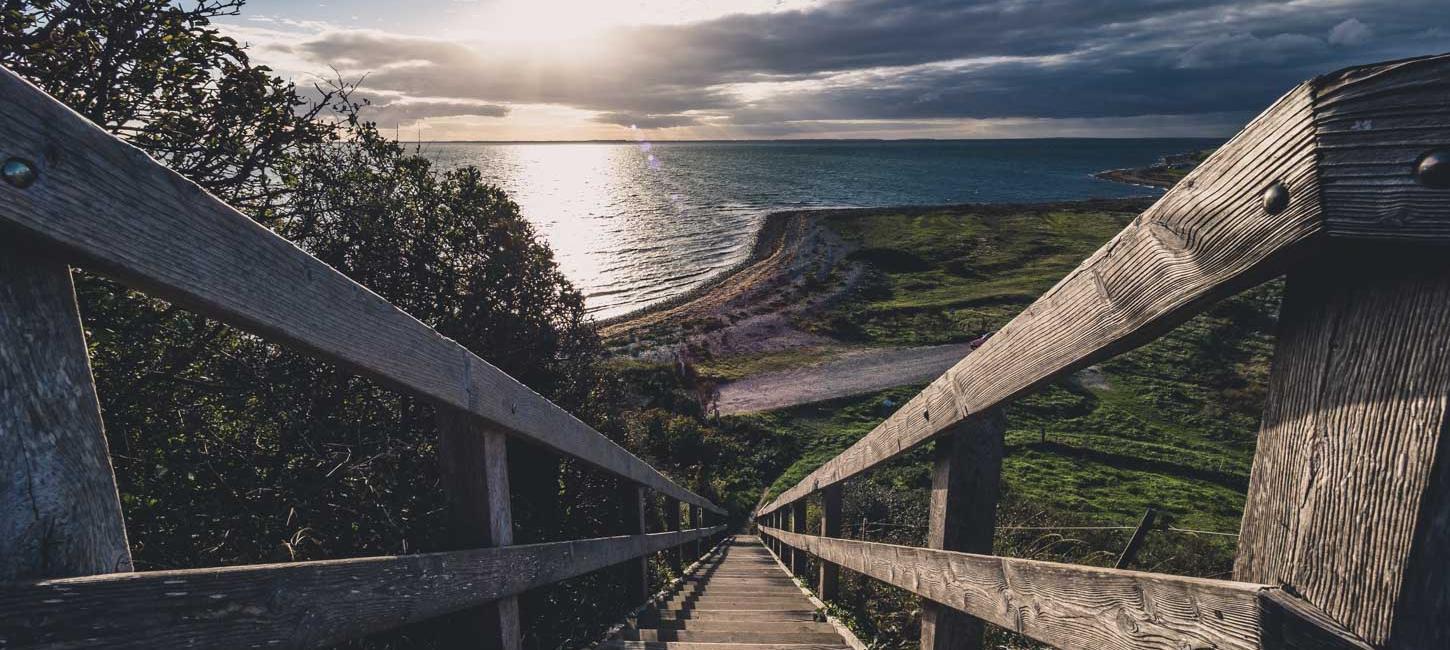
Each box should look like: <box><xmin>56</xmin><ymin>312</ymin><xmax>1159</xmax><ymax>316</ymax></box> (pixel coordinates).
<box><xmin>647</xmin><ymin>609</ymin><xmax>819</xmax><ymax>622</ymax></box>
<box><xmin>665</xmin><ymin>595</ymin><xmax>811</xmax><ymax>606</ymax></box>
<box><xmin>638</xmin><ymin>620</ymin><xmax>836</xmax><ymax>633</ymax></box>
<box><xmin>664</xmin><ymin>600</ymin><xmax>814</xmax><ymax>611</ymax></box>
<box><xmin>674</xmin><ymin>586</ymin><xmax>804</xmax><ymax>597</ymax></box>
<box><xmin>621</xmin><ymin>630</ymin><xmax>844</xmax><ymax>644</ymax></box>
<box><xmin>603</xmin><ymin>642</ymin><xmax>847</xmax><ymax>650</ymax></box>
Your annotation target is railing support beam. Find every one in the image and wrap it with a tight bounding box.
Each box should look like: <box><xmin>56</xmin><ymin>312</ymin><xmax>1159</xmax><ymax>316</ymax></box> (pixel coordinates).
<box><xmin>921</xmin><ymin>408</ymin><xmax>1004</xmax><ymax>650</ymax></box>
<box><xmin>690</xmin><ymin>505</ymin><xmax>703</xmax><ymax>560</ymax></box>
<box><xmin>436</xmin><ymin>410</ymin><xmax>521</xmax><ymax>650</ymax></box>
<box><xmin>1236</xmin><ymin>244</ymin><xmax>1450</xmax><ymax>647</ymax></box>
<box><xmin>790</xmin><ymin>500</ymin><xmax>808</xmax><ymax>576</ymax></box>
<box><xmin>0</xmin><ymin>246</ymin><xmax>131</xmax><ymax>581</ymax></box>
<box><xmin>665</xmin><ymin>497</ymin><xmax>682</xmax><ymax>575</ymax></box>
<box><xmin>622</xmin><ymin>484</ymin><xmax>651</xmax><ymax>605</ymax></box>
<box><xmin>818</xmin><ymin>485</ymin><xmax>841</xmax><ymax>600</ymax></box>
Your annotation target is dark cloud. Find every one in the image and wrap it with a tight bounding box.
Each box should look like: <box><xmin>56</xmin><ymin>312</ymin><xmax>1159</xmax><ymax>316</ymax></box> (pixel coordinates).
<box><xmin>278</xmin><ymin>0</ymin><xmax>1450</xmax><ymax>133</ymax></box>
<box><xmin>359</xmin><ymin>98</ymin><xmax>509</xmax><ymax>127</ymax></box>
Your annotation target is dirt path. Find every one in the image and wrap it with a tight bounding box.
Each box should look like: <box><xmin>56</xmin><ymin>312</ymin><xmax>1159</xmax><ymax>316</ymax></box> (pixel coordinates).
<box><xmin>715</xmin><ymin>342</ymin><xmax>973</xmax><ymax>415</ymax></box>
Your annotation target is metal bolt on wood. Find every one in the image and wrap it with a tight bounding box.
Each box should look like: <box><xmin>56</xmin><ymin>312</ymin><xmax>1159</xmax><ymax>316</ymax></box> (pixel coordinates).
<box><xmin>2</xmin><ymin>157</ymin><xmax>37</xmax><ymax>188</ymax></box>
<box><xmin>1415</xmin><ymin>149</ymin><xmax>1450</xmax><ymax>189</ymax></box>
<box><xmin>1262</xmin><ymin>181</ymin><xmax>1290</xmax><ymax>215</ymax></box>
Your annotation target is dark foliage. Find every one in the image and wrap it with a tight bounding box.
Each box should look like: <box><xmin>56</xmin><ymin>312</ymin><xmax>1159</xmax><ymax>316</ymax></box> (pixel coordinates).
<box><xmin>1</xmin><ymin>3</ymin><xmax>672</xmax><ymax>648</ymax></box>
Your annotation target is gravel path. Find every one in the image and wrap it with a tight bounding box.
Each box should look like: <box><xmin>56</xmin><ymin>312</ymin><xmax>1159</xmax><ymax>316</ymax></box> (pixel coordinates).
<box><xmin>716</xmin><ymin>342</ymin><xmax>973</xmax><ymax>415</ymax></box>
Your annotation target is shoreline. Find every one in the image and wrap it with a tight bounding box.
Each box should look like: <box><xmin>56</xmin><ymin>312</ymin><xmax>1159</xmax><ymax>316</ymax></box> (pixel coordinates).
<box><xmin>1091</xmin><ymin>168</ymin><xmax>1177</xmax><ymax>189</ymax></box>
<box><xmin>600</xmin><ymin>197</ymin><xmax>1158</xmax><ymax>350</ymax></box>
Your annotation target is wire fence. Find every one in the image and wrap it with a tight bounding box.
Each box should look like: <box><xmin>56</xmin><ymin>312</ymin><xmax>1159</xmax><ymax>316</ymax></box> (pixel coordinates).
<box><xmin>834</xmin><ymin>518</ymin><xmax>1239</xmax><ymax>537</ymax></box>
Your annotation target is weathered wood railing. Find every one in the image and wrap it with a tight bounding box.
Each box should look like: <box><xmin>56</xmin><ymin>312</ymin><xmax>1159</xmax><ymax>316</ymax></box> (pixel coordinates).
<box><xmin>0</xmin><ymin>64</ymin><xmax>726</xmax><ymax>649</ymax></box>
<box><xmin>756</xmin><ymin>52</ymin><xmax>1450</xmax><ymax>650</ymax></box>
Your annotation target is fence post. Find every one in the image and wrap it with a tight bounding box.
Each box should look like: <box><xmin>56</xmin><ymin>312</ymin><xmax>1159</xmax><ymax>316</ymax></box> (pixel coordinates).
<box><xmin>436</xmin><ymin>411</ymin><xmax>521</xmax><ymax>650</ymax></box>
<box><xmin>0</xmin><ymin>247</ymin><xmax>132</xmax><ymax>581</ymax></box>
<box><xmin>690</xmin><ymin>505</ymin><xmax>702</xmax><ymax>560</ymax></box>
<box><xmin>790</xmin><ymin>499</ymin><xmax>808</xmax><ymax>576</ymax></box>
<box><xmin>818</xmin><ymin>485</ymin><xmax>841</xmax><ymax>600</ymax></box>
<box><xmin>665</xmin><ymin>497</ymin><xmax>682</xmax><ymax>575</ymax></box>
<box><xmin>920</xmin><ymin>408</ymin><xmax>1004</xmax><ymax>650</ymax></box>
<box><xmin>1236</xmin><ymin>243</ymin><xmax>1450</xmax><ymax>647</ymax></box>
<box><xmin>622</xmin><ymin>484</ymin><xmax>651</xmax><ymax>605</ymax></box>
<box><xmin>1114</xmin><ymin>507</ymin><xmax>1157</xmax><ymax>569</ymax></box>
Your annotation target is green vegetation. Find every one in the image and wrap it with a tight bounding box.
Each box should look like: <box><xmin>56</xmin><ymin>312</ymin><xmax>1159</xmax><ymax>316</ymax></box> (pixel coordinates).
<box><xmin>693</xmin><ymin>346</ymin><xmax>844</xmax><ymax>380</ymax></box>
<box><xmin>734</xmin><ymin>206</ymin><xmax>1280</xmax><ymax>648</ymax></box>
<box><xmin>4</xmin><ymin>3</ymin><xmax>711</xmax><ymax>649</ymax></box>
<box><xmin>804</xmin><ymin>205</ymin><xmax>1137</xmax><ymax>345</ymax></box>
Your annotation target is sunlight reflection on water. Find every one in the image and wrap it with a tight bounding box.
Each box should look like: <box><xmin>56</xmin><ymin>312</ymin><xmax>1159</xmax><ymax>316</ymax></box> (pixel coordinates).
<box><xmin>420</xmin><ymin>139</ymin><xmax>1214</xmax><ymax>319</ymax></box>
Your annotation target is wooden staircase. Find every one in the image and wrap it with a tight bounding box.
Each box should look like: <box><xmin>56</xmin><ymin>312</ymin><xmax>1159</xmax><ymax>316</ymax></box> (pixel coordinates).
<box><xmin>606</xmin><ymin>538</ymin><xmax>850</xmax><ymax>650</ymax></box>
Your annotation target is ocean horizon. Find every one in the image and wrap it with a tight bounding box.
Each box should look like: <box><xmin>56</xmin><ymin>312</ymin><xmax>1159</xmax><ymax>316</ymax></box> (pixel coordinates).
<box><xmin>420</xmin><ymin>138</ymin><xmax>1221</xmax><ymax>319</ymax></box>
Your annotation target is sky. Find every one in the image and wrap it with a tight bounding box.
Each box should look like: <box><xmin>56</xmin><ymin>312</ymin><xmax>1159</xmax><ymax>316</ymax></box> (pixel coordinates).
<box><xmin>224</xmin><ymin>0</ymin><xmax>1450</xmax><ymax>141</ymax></box>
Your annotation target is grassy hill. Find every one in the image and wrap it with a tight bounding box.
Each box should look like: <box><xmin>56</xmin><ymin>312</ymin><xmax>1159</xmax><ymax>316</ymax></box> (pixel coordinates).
<box><xmin>722</xmin><ymin>203</ymin><xmax>1279</xmax><ymax>648</ymax></box>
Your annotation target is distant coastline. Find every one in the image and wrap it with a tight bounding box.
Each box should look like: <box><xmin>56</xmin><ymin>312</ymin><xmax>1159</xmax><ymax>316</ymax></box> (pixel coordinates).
<box><xmin>1092</xmin><ymin>148</ymin><xmax>1214</xmax><ymax>189</ymax></box>
<box><xmin>599</xmin><ymin>146</ymin><xmax>1209</xmax><ymax>337</ymax></box>
<box><xmin>599</xmin><ymin>198</ymin><xmax>1157</xmax><ymax>345</ymax></box>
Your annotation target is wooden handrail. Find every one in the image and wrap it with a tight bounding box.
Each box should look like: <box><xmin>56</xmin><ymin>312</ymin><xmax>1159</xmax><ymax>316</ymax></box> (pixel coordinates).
<box><xmin>0</xmin><ymin>65</ymin><xmax>720</xmax><ymax>515</ymax></box>
<box><xmin>753</xmin><ymin>52</ymin><xmax>1450</xmax><ymax>649</ymax></box>
<box><xmin>0</xmin><ymin>525</ymin><xmax>725</xmax><ymax>649</ymax></box>
<box><xmin>758</xmin><ymin>52</ymin><xmax>1450</xmax><ymax>518</ymax></box>
<box><xmin>757</xmin><ymin>526</ymin><xmax>1370</xmax><ymax>650</ymax></box>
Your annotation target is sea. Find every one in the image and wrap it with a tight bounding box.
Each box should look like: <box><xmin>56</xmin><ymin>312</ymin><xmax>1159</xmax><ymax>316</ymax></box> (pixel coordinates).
<box><xmin>420</xmin><ymin>138</ymin><xmax>1221</xmax><ymax>319</ymax></box>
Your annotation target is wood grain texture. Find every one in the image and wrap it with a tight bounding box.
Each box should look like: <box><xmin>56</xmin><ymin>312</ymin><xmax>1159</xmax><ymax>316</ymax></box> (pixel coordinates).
<box><xmin>761</xmin><ymin>526</ymin><xmax>1268</xmax><ymax>650</ymax></box>
<box><xmin>436</xmin><ymin>409</ymin><xmax>520</xmax><ymax>650</ymax></box>
<box><xmin>0</xmin><ymin>526</ymin><xmax>724</xmax><ymax>650</ymax></box>
<box><xmin>1314</xmin><ymin>53</ymin><xmax>1450</xmax><ymax>240</ymax></box>
<box><xmin>817</xmin><ymin>486</ymin><xmax>840</xmax><ymax>601</ymax></box>
<box><xmin>0</xmin><ymin>65</ymin><xmax>720</xmax><ymax>515</ymax></box>
<box><xmin>1234</xmin><ymin>244</ymin><xmax>1450</xmax><ymax>647</ymax></box>
<box><xmin>762</xmin><ymin>80</ymin><xmax>1324</xmax><ymax>516</ymax></box>
<box><xmin>920</xmin><ymin>409</ymin><xmax>1003</xmax><ymax>650</ymax></box>
<box><xmin>0</xmin><ymin>246</ymin><xmax>131</xmax><ymax>580</ymax></box>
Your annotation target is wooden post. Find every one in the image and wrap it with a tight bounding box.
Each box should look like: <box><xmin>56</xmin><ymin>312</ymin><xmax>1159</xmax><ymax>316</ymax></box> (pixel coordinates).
<box><xmin>772</xmin><ymin>511</ymin><xmax>782</xmax><ymax>560</ymax></box>
<box><xmin>436</xmin><ymin>411</ymin><xmax>520</xmax><ymax>650</ymax></box>
<box><xmin>790</xmin><ymin>500</ymin><xmax>808</xmax><ymax>576</ymax></box>
<box><xmin>1235</xmin><ymin>244</ymin><xmax>1450</xmax><ymax>647</ymax></box>
<box><xmin>0</xmin><ymin>247</ymin><xmax>132</xmax><ymax>580</ymax></box>
<box><xmin>784</xmin><ymin>509</ymin><xmax>792</xmax><ymax>562</ymax></box>
<box><xmin>920</xmin><ymin>408</ymin><xmax>1004</xmax><ymax>650</ymax></box>
<box><xmin>818</xmin><ymin>485</ymin><xmax>841</xmax><ymax>600</ymax></box>
<box><xmin>1114</xmin><ymin>507</ymin><xmax>1157</xmax><ymax>569</ymax></box>
<box><xmin>665</xmin><ymin>497</ymin><xmax>682</xmax><ymax>575</ymax></box>
<box><xmin>622</xmin><ymin>484</ymin><xmax>651</xmax><ymax>605</ymax></box>
<box><xmin>690</xmin><ymin>505</ymin><xmax>702</xmax><ymax>560</ymax></box>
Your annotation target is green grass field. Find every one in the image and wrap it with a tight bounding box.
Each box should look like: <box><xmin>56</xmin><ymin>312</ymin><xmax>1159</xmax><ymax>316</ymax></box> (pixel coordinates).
<box><xmin>801</xmin><ymin>205</ymin><xmax>1138</xmax><ymax>346</ymax></box>
<box><xmin>732</xmin><ymin>204</ymin><xmax>1281</xmax><ymax>626</ymax></box>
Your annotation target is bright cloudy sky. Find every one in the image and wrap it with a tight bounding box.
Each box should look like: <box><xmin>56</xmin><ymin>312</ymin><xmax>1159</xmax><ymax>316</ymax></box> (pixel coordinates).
<box><xmin>224</xmin><ymin>0</ymin><xmax>1450</xmax><ymax>141</ymax></box>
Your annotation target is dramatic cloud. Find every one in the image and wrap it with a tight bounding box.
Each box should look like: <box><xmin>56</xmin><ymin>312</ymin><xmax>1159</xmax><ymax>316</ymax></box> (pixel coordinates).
<box><xmin>1176</xmin><ymin>33</ymin><xmax>1328</xmax><ymax>70</ymax></box>
<box><xmin>358</xmin><ymin>98</ymin><xmax>509</xmax><ymax>128</ymax></box>
<box><xmin>1329</xmin><ymin>18</ymin><xmax>1374</xmax><ymax>47</ymax></box>
<box><xmin>229</xmin><ymin>0</ymin><xmax>1450</xmax><ymax>138</ymax></box>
